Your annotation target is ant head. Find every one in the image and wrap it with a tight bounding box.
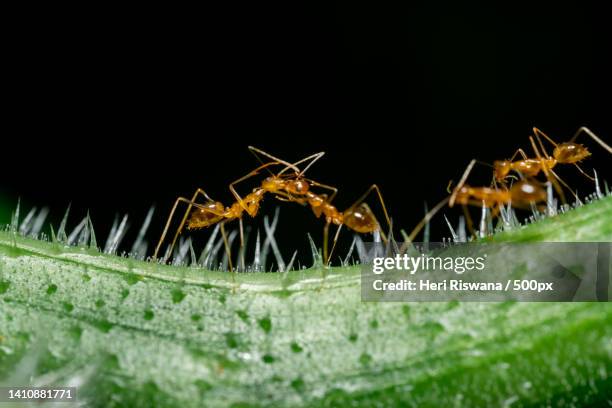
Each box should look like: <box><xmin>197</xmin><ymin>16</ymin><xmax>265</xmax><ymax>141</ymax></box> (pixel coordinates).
<box><xmin>285</xmin><ymin>179</ymin><xmax>309</xmax><ymax>195</ymax></box>
<box><xmin>553</xmin><ymin>143</ymin><xmax>591</xmax><ymax>164</ymax></box>
<box><xmin>343</xmin><ymin>203</ymin><xmax>378</xmax><ymax>234</ymax></box>
<box><xmin>261</xmin><ymin>176</ymin><xmax>284</xmax><ymax>192</ymax></box>
<box><xmin>493</xmin><ymin>160</ymin><xmax>511</xmax><ymax>181</ymax></box>
<box><xmin>510</xmin><ymin>179</ymin><xmax>546</xmax><ymax>204</ymax></box>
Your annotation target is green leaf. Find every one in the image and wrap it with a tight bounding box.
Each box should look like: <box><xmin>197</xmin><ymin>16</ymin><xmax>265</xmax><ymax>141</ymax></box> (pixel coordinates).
<box><xmin>0</xmin><ymin>196</ymin><xmax>611</xmax><ymax>407</ymax></box>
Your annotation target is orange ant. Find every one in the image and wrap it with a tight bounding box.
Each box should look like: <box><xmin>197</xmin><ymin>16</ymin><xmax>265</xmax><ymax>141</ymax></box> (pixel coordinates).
<box><xmin>493</xmin><ymin>127</ymin><xmax>612</xmax><ymax>202</ymax></box>
<box><xmin>406</xmin><ymin>159</ymin><xmax>547</xmax><ymax>242</ymax></box>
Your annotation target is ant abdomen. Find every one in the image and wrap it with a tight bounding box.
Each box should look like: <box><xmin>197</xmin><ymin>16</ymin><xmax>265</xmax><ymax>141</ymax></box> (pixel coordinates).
<box><xmin>343</xmin><ymin>203</ymin><xmax>378</xmax><ymax>233</ymax></box>
<box><xmin>188</xmin><ymin>202</ymin><xmax>225</xmax><ymax>229</ymax></box>
<box><xmin>509</xmin><ymin>180</ymin><xmax>546</xmax><ymax>206</ymax></box>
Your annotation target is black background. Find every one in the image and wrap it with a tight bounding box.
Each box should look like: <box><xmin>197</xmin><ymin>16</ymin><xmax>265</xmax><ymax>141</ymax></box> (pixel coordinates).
<box><xmin>3</xmin><ymin>2</ymin><xmax>611</xmax><ymax>262</ymax></box>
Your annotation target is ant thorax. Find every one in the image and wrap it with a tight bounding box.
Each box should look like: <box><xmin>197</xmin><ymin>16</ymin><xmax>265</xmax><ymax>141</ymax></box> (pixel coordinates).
<box><xmin>513</xmin><ymin>159</ymin><xmax>543</xmax><ymax>176</ymax></box>
<box><xmin>553</xmin><ymin>143</ymin><xmax>591</xmax><ymax>164</ymax></box>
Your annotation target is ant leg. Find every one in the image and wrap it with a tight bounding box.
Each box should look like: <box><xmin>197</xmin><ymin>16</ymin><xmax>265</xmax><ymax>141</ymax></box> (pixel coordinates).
<box><xmin>533</xmin><ymin>127</ymin><xmax>559</xmax><ymax>148</ymax></box>
<box><xmin>450</xmin><ymin>160</ymin><xmax>476</xmax><ymax>207</ymax></box>
<box><xmin>154</xmin><ymin>197</ymin><xmax>186</xmax><ymax>260</ymax></box>
<box><xmin>570</xmin><ymin>127</ymin><xmax>612</xmax><ymax>154</ymax></box>
<box><xmin>305</xmin><ymin>179</ymin><xmax>339</xmax><ymax>202</ymax></box>
<box><xmin>508</xmin><ymin>148</ymin><xmax>529</xmax><ymax>161</ymax></box>
<box><xmin>154</xmin><ymin>194</ymin><xmax>223</xmax><ymax>261</ymax></box>
<box><xmin>272</xmin><ymin>190</ymin><xmax>308</xmax><ymax>204</ymax></box>
<box><xmin>490</xmin><ymin>202</ymin><xmax>502</xmax><ymax>220</ymax></box>
<box><xmin>346</xmin><ymin>184</ymin><xmax>392</xmax><ymax>235</ymax></box>
<box><xmin>548</xmin><ymin>168</ymin><xmax>580</xmax><ymax>201</ymax></box>
<box><xmin>165</xmin><ymin>188</ymin><xmax>222</xmax><ymax>261</ymax></box>
<box><xmin>154</xmin><ymin>188</ymin><xmax>217</xmax><ymax>260</ymax></box>
<box><xmin>404</xmin><ymin>196</ymin><xmax>450</xmax><ymax>242</ymax></box>
<box><xmin>220</xmin><ymin>221</ymin><xmax>234</xmax><ymax>273</ymax></box>
<box><xmin>296</xmin><ymin>152</ymin><xmax>325</xmax><ymax>176</ymax></box>
<box><xmin>529</xmin><ymin>136</ymin><xmax>567</xmax><ymax>204</ymax></box>
<box><xmin>323</xmin><ymin>222</ymin><xmax>330</xmax><ymax>265</ymax></box>
<box><xmin>249</xmin><ymin>147</ymin><xmax>326</xmax><ymax>177</ymax></box>
<box><xmin>573</xmin><ymin>163</ymin><xmax>595</xmax><ymax>181</ymax></box>
<box><xmin>327</xmin><ymin>224</ymin><xmax>344</xmax><ymax>266</ymax></box>
<box><xmin>238</xmin><ymin>218</ymin><xmax>245</xmax><ymax>271</ymax></box>
<box><xmin>321</xmin><ymin>221</ymin><xmax>342</xmax><ymax>266</ymax></box>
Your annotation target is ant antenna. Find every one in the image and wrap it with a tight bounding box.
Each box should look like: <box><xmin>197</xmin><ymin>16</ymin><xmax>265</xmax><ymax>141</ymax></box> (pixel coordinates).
<box><xmin>475</xmin><ymin>160</ymin><xmax>494</xmax><ymax>168</ymax></box>
<box><xmin>298</xmin><ymin>152</ymin><xmax>325</xmax><ymax>176</ymax></box>
<box><xmin>571</xmin><ymin>127</ymin><xmax>612</xmax><ymax>153</ymax></box>
<box><xmin>248</xmin><ymin>146</ymin><xmax>301</xmax><ymax>175</ymax></box>
<box><xmin>278</xmin><ymin>151</ymin><xmax>326</xmax><ymax>176</ymax></box>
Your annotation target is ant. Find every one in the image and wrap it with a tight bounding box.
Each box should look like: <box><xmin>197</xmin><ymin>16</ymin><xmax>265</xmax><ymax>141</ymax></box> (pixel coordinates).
<box><xmin>406</xmin><ymin>159</ymin><xmax>547</xmax><ymax>242</ymax></box>
<box><xmin>493</xmin><ymin>127</ymin><xmax>612</xmax><ymax>202</ymax></box>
